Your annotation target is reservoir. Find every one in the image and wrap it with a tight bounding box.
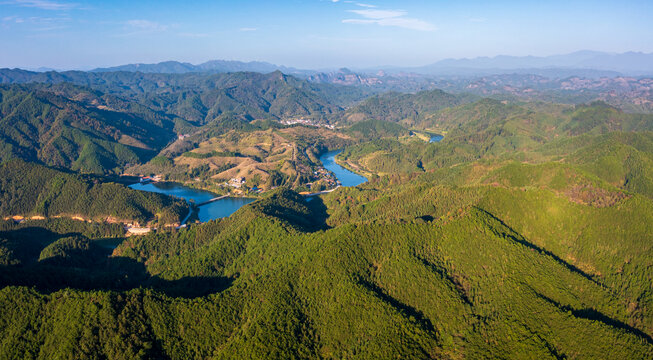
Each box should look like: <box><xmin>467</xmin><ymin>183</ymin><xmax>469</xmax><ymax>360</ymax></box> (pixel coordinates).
<box><xmin>319</xmin><ymin>150</ymin><xmax>367</xmax><ymax>187</ymax></box>
<box><xmin>129</xmin><ymin>150</ymin><xmax>367</xmax><ymax>222</ymax></box>
<box><xmin>429</xmin><ymin>134</ymin><xmax>444</xmax><ymax>143</ymax></box>
<box><xmin>129</xmin><ymin>182</ymin><xmax>255</xmax><ymax>223</ymax></box>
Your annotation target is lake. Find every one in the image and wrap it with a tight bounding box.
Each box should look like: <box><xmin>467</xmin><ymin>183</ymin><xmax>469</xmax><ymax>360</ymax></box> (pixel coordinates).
<box><xmin>319</xmin><ymin>150</ymin><xmax>368</xmax><ymax>187</ymax></box>
<box><xmin>129</xmin><ymin>151</ymin><xmax>367</xmax><ymax>222</ymax></box>
<box><xmin>429</xmin><ymin>134</ymin><xmax>444</xmax><ymax>143</ymax></box>
<box><xmin>129</xmin><ymin>182</ymin><xmax>255</xmax><ymax>223</ymax></box>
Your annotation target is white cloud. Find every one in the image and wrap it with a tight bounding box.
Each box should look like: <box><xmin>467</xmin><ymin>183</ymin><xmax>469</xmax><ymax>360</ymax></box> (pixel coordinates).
<box><xmin>2</xmin><ymin>15</ymin><xmax>24</xmax><ymax>23</ymax></box>
<box><xmin>126</xmin><ymin>19</ymin><xmax>168</xmax><ymax>32</ymax></box>
<box><xmin>356</xmin><ymin>3</ymin><xmax>376</xmax><ymax>8</ymax></box>
<box><xmin>113</xmin><ymin>19</ymin><xmax>172</xmax><ymax>37</ymax></box>
<box><xmin>33</xmin><ymin>24</ymin><xmax>67</xmax><ymax>31</ymax></box>
<box><xmin>2</xmin><ymin>0</ymin><xmax>77</xmax><ymax>11</ymax></box>
<box><xmin>2</xmin><ymin>14</ymin><xmax>71</xmax><ymax>30</ymax></box>
<box><xmin>178</xmin><ymin>32</ymin><xmax>209</xmax><ymax>38</ymax></box>
<box><xmin>343</xmin><ymin>7</ymin><xmax>435</xmax><ymax>31</ymax></box>
<box><xmin>348</xmin><ymin>9</ymin><xmax>405</xmax><ymax>19</ymax></box>
<box><xmin>239</xmin><ymin>27</ymin><xmax>257</xmax><ymax>32</ymax></box>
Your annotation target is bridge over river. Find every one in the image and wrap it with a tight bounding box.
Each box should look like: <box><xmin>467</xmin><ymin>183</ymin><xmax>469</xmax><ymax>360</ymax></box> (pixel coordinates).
<box><xmin>302</xmin><ymin>186</ymin><xmax>340</xmax><ymax>197</ymax></box>
<box><xmin>195</xmin><ymin>195</ymin><xmax>230</xmax><ymax>206</ymax></box>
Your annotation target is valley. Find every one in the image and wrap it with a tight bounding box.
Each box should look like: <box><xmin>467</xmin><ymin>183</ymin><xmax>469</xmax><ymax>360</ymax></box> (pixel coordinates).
<box><xmin>0</xmin><ymin>66</ymin><xmax>651</xmax><ymax>359</ymax></box>
<box><xmin>4</xmin><ymin>0</ymin><xmax>653</xmax><ymax>355</ymax></box>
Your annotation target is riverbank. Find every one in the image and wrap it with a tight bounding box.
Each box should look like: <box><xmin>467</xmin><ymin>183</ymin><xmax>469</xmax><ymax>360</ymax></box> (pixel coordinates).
<box><xmin>335</xmin><ymin>156</ymin><xmax>375</xmax><ymax>180</ymax></box>
<box><xmin>2</xmin><ymin>213</ymin><xmax>180</xmax><ymax>237</ymax></box>
<box><xmin>318</xmin><ymin>150</ymin><xmax>368</xmax><ymax>188</ymax></box>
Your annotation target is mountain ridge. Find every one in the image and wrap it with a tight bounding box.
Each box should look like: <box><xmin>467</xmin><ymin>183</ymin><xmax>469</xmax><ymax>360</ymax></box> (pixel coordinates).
<box><xmin>393</xmin><ymin>50</ymin><xmax>653</xmax><ymax>76</ymax></box>
<box><xmin>91</xmin><ymin>60</ymin><xmax>314</xmax><ymax>75</ymax></box>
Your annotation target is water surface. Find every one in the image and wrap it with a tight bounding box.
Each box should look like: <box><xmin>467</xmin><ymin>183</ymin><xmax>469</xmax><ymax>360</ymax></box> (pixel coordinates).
<box><xmin>129</xmin><ymin>151</ymin><xmax>368</xmax><ymax>221</ymax></box>
<box><xmin>319</xmin><ymin>150</ymin><xmax>367</xmax><ymax>187</ymax></box>
<box><xmin>129</xmin><ymin>182</ymin><xmax>255</xmax><ymax>223</ymax></box>
<box><xmin>429</xmin><ymin>134</ymin><xmax>444</xmax><ymax>143</ymax></box>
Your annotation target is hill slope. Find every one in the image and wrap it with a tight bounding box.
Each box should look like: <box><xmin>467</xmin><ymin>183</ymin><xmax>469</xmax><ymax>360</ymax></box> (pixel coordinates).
<box><xmin>0</xmin><ymin>84</ymin><xmax>178</xmax><ymax>173</ymax></box>
<box><xmin>0</xmin><ymin>69</ymin><xmax>367</xmax><ymax>124</ymax></box>
<box><xmin>343</xmin><ymin>89</ymin><xmax>475</xmax><ymax>126</ymax></box>
<box><xmin>0</xmin><ymin>160</ymin><xmax>188</xmax><ymax>225</ymax></box>
<box><xmin>0</xmin><ymin>177</ymin><xmax>650</xmax><ymax>358</ymax></box>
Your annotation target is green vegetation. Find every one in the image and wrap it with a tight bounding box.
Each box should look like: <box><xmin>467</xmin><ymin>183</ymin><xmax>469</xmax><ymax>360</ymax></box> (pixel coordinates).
<box><xmin>0</xmin><ymin>70</ymin><xmax>365</xmax><ymax>126</ymax></box>
<box><xmin>340</xmin><ymin>100</ymin><xmax>653</xmax><ymax>192</ymax></box>
<box><xmin>0</xmin><ymin>84</ymin><xmax>178</xmax><ymax>174</ymax></box>
<box><xmin>181</xmin><ymin>150</ymin><xmax>247</xmax><ymax>159</ymax></box>
<box><xmin>1</xmin><ymin>179</ymin><xmax>651</xmax><ymax>358</ymax></box>
<box><xmin>0</xmin><ymin>159</ymin><xmax>188</xmax><ymax>224</ymax></box>
<box><xmin>0</xmin><ymin>69</ymin><xmax>652</xmax><ymax>358</ymax></box>
<box><xmin>343</xmin><ymin>89</ymin><xmax>475</xmax><ymax>126</ymax></box>
<box><xmin>346</xmin><ymin>119</ymin><xmax>410</xmax><ymax>140</ymax></box>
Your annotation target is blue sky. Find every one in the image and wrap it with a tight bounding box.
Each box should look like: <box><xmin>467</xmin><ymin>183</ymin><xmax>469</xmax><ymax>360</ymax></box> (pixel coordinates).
<box><xmin>0</xmin><ymin>0</ymin><xmax>652</xmax><ymax>69</ymax></box>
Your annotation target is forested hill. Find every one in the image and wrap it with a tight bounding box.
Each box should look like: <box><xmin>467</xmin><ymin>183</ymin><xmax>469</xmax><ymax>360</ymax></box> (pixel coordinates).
<box><xmin>0</xmin><ymin>71</ymin><xmax>369</xmax><ymax>174</ymax></box>
<box><xmin>343</xmin><ymin>89</ymin><xmax>476</xmax><ymax>125</ymax></box>
<box><xmin>0</xmin><ymin>64</ymin><xmax>652</xmax><ymax>358</ymax></box>
<box><xmin>0</xmin><ymin>84</ymin><xmax>178</xmax><ymax>173</ymax></box>
<box><xmin>0</xmin><ymin>172</ymin><xmax>651</xmax><ymax>358</ymax></box>
<box><xmin>0</xmin><ymin>159</ymin><xmax>188</xmax><ymax>225</ymax></box>
<box><xmin>0</xmin><ymin>69</ymin><xmax>368</xmax><ymax>123</ymax></box>
<box><xmin>340</xmin><ymin>100</ymin><xmax>653</xmax><ymax>191</ymax></box>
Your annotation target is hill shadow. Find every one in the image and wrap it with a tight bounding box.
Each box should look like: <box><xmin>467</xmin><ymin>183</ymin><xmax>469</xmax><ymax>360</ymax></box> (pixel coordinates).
<box><xmin>304</xmin><ymin>195</ymin><xmax>330</xmax><ymax>231</ymax></box>
<box><xmin>0</xmin><ymin>255</ymin><xmax>233</xmax><ymax>299</ymax></box>
<box><xmin>535</xmin><ymin>291</ymin><xmax>653</xmax><ymax>345</ymax></box>
<box><xmin>474</xmin><ymin>207</ymin><xmax>604</xmax><ymax>287</ymax></box>
<box><xmin>0</xmin><ymin>226</ymin><xmax>232</xmax><ymax>298</ymax></box>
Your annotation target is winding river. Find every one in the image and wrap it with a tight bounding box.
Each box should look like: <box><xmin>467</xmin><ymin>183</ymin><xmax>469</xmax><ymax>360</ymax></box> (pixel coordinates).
<box><xmin>318</xmin><ymin>150</ymin><xmax>367</xmax><ymax>187</ymax></box>
<box><xmin>128</xmin><ymin>150</ymin><xmax>368</xmax><ymax>223</ymax></box>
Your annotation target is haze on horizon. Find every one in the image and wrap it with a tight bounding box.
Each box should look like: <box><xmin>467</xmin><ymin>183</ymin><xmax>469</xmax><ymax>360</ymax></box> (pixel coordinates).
<box><xmin>1</xmin><ymin>0</ymin><xmax>652</xmax><ymax>70</ymax></box>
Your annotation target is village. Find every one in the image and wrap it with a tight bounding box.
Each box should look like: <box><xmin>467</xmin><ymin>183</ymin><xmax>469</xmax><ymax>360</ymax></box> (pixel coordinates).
<box><xmin>279</xmin><ymin>118</ymin><xmax>336</xmax><ymax>129</ymax></box>
<box><xmin>307</xmin><ymin>167</ymin><xmax>340</xmax><ymax>190</ymax></box>
<box><xmin>133</xmin><ymin>159</ymin><xmax>341</xmax><ymax>195</ymax></box>
<box><xmin>115</xmin><ymin>149</ymin><xmax>360</xmax><ymax>237</ymax></box>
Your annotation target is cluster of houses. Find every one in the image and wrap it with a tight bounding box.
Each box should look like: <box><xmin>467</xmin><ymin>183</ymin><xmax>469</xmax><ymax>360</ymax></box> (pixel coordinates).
<box><xmin>311</xmin><ymin>167</ymin><xmax>340</xmax><ymax>188</ymax></box>
<box><xmin>228</xmin><ymin>177</ymin><xmax>246</xmax><ymax>188</ymax></box>
<box><xmin>280</xmin><ymin>118</ymin><xmax>336</xmax><ymax>129</ymax></box>
<box><xmin>139</xmin><ymin>175</ymin><xmax>162</xmax><ymax>183</ymax></box>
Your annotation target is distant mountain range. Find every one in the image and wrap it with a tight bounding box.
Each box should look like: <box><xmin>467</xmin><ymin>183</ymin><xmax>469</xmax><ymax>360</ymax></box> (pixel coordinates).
<box><xmin>387</xmin><ymin>50</ymin><xmax>653</xmax><ymax>76</ymax></box>
<box><xmin>86</xmin><ymin>51</ymin><xmax>653</xmax><ymax>78</ymax></box>
<box><xmin>92</xmin><ymin>60</ymin><xmax>312</xmax><ymax>75</ymax></box>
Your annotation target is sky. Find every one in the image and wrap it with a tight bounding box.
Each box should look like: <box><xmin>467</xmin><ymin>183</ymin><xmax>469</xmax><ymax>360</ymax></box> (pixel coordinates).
<box><xmin>0</xmin><ymin>0</ymin><xmax>652</xmax><ymax>70</ymax></box>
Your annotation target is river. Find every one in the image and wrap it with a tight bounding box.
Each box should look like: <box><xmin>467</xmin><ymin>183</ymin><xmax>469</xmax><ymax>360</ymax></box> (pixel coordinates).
<box><xmin>128</xmin><ymin>182</ymin><xmax>255</xmax><ymax>223</ymax></box>
<box><xmin>318</xmin><ymin>150</ymin><xmax>367</xmax><ymax>187</ymax></box>
<box><xmin>129</xmin><ymin>151</ymin><xmax>367</xmax><ymax>222</ymax></box>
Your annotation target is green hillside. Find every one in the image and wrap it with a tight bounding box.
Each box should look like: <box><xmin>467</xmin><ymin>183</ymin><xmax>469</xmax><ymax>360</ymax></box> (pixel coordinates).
<box><xmin>0</xmin><ymin>159</ymin><xmax>188</xmax><ymax>225</ymax></box>
<box><xmin>340</xmin><ymin>100</ymin><xmax>653</xmax><ymax>186</ymax></box>
<box><xmin>0</xmin><ymin>67</ymin><xmax>652</xmax><ymax>359</ymax></box>
<box><xmin>0</xmin><ymin>70</ymin><xmax>366</xmax><ymax>125</ymax></box>
<box><xmin>343</xmin><ymin>89</ymin><xmax>474</xmax><ymax>125</ymax></box>
<box><xmin>346</xmin><ymin>119</ymin><xmax>410</xmax><ymax>140</ymax></box>
<box><xmin>0</xmin><ymin>84</ymin><xmax>177</xmax><ymax>173</ymax></box>
<box><xmin>0</xmin><ymin>176</ymin><xmax>650</xmax><ymax>358</ymax></box>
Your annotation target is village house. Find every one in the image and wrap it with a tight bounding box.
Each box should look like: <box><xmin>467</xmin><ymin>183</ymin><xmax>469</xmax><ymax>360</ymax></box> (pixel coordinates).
<box><xmin>229</xmin><ymin>177</ymin><xmax>246</xmax><ymax>188</ymax></box>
